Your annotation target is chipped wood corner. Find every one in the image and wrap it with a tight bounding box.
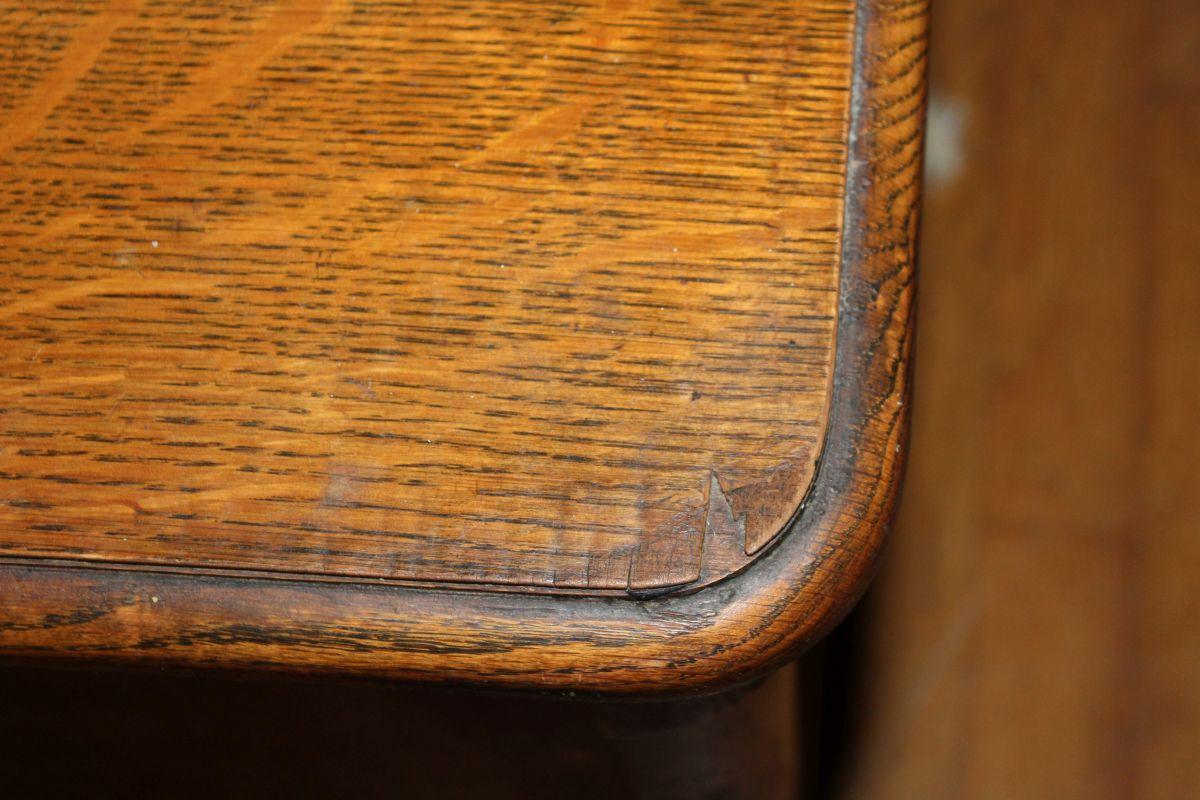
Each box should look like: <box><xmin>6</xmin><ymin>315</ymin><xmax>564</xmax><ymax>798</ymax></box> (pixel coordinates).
<box><xmin>721</xmin><ymin>459</ymin><xmax>817</xmax><ymax>558</ymax></box>
<box><xmin>629</xmin><ymin>455</ymin><xmax>821</xmax><ymax>597</ymax></box>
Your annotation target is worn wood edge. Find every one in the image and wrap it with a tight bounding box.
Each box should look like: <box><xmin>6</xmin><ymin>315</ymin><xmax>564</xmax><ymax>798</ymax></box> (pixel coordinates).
<box><xmin>0</xmin><ymin>0</ymin><xmax>925</xmax><ymax>694</ymax></box>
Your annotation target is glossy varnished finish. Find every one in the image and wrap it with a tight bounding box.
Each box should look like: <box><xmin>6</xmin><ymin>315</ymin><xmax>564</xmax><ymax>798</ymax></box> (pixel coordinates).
<box><xmin>0</xmin><ymin>0</ymin><xmax>925</xmax><ymax>691</ymax></box>
<box><xmin>1</xmin><ymin>0</ymin><xmax>853</xmax><ymax>593</ymax></box>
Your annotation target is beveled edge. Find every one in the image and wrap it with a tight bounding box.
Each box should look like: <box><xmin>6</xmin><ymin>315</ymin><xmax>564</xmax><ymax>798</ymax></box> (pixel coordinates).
<box><xmin>0</xmin><ymin>0</ymin><xmax>926</xmax><ymax>694</ymax></box>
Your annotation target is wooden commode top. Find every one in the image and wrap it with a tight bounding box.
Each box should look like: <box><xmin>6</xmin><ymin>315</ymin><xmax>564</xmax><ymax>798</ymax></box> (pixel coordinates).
<box><xmin>0</xmin><ymin>0</ymin><xmax>926</xmax><ymax>693</ymax></box>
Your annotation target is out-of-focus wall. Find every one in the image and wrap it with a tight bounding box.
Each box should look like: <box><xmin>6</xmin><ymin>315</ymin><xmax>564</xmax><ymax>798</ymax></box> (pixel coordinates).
<box><xmin>836</xmin><ymin>1</ymin><xmax>1200</xmax><ymax>797</ymax></box>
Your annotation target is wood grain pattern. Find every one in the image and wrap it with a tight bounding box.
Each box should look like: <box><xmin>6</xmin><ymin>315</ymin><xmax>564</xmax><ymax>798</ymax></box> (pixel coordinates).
<box><xmin>0</xmin><ymin>0</ymin><xmax>858</xmax><ymax>594</ymax></box>
<box><xmin>0</xmin><ymin>0</ymin><xmax>925</xmax><ymax>691</ymax></box>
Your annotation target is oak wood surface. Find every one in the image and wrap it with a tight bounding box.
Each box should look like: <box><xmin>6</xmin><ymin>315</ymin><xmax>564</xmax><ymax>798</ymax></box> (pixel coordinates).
<box><xmin>0</xmin><ymin>0</ymin><xmax>925</xmax><ymax>691</ymax></box>
<box><xmin>1</xmin><ymin>0</ymin><xmax>853</xmax><ymax>594</ymax></box>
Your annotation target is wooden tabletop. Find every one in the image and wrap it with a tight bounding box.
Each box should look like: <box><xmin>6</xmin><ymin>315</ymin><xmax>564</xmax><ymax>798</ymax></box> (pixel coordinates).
<box><xmin>0</xmin><ymin>0</ymin><xmax>925</xmax><ymax>693</ymax></box>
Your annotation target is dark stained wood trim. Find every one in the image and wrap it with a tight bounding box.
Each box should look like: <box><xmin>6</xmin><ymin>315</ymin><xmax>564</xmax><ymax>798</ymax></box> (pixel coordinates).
<box><xmin>0</xmin><ymin>0</ymin><xmax>926</xmax><ymax>694</ymax></box>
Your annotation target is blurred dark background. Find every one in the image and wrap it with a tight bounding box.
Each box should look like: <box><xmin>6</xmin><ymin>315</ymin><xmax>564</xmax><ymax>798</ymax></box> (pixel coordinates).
<box><xmin>3</xmin><ymin>1</ymin><xmax>1197</xmax><ymax>797</ymax></box>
